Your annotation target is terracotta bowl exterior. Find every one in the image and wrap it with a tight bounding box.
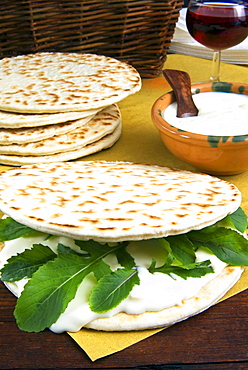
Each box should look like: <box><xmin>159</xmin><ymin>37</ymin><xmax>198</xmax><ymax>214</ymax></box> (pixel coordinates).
<box><xmin>151</xmin><ymin>81</ymin><xmax>248</xmax><ymax>175</ymax></box>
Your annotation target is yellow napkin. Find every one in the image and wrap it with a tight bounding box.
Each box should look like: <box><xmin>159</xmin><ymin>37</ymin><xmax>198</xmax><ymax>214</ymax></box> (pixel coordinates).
<box><xmin>66</xmin><ymin>55</ymin><xmax>248</xmax><ymax>361</ymax></box>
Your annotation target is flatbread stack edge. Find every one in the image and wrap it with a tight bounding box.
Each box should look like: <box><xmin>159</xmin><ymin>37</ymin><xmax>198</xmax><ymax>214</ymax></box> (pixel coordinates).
<box><xmin>0</xmin><ymin>52</ymin><xmax>141</xmax><ymax>165</ymax></box>
<box><xmin>0</xmin><ymin>161</ymin><xmax>247</xmax><ymax>333</ymax></box>
<box><xmin>0</xmin><ymin>120</ymin><xmax>122</xmax><ymax>166</ymax></box>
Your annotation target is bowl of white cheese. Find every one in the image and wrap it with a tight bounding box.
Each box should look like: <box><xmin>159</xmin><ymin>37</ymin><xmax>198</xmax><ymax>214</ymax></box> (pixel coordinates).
<box><xmin>152</xmin><ymin>81</ymin><xmax>248</xmax><ymax>175</ymax></box>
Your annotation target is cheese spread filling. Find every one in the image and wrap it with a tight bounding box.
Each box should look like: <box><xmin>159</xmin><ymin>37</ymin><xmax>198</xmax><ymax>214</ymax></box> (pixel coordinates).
<box><xmin>0</xmin><ymin>233</ymin><xmax>227</xmax><ymax>333</ymax></box>
<box><xmin>163</xmin><ymin>92</ymin><xmax>248</xmax><ymax>136</ymax></box>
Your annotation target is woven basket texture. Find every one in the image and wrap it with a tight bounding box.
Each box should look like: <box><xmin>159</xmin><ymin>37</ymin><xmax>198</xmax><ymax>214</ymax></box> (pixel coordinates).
<box><xmin>0</xmin><ymin>0</ymin><xmax>183</xmax><ymax>77</ymax></box>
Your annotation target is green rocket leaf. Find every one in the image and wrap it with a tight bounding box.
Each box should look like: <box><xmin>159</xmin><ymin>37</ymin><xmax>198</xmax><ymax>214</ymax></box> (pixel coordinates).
<box><xmin>89</xmin><ymin>268</ymin><xmax>140</xmax><ymax>313</ymax></box>
<box><xmin>1</xmin><ymin>244</ymin><xmax>56</xmax><ymax>282</ymax></box>
<box><xmin>0</xmin><ymin>217</ymin><xmax>37</xmax><ymax>241</ymax></box>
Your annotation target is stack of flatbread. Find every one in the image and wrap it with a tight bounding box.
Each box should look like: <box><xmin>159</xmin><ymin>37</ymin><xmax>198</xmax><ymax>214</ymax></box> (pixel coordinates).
<box><xmin>0</xmin><ymin>52</ymin><xmax>141</xmax><ymax>165</ymax></box>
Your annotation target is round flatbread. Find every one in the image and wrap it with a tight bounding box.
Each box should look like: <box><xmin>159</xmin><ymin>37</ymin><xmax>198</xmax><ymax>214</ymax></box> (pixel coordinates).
<box><xmin>0</xmin><ymin>108</ymin><xmax>100</xmax><ymax>129</ymax></box>
<box><xmin>0</xmin><ymin>112</ymin><xmax>96</xmax><ymax>145</ymax></box>
<box><xmin>0</xmin><ymin>104</ymin><xmax>121</xmax><ymax>155</ymax></box>
<box><xmin>0</xmin><ymin>161</ymin><xmax>241</xmax><ymax>242</ymax></box>
<box><xmin>0</xmin><ymin>121</ymin><xmax>122</xmax><ymax>166</ymax></box>
<box><xmin>0</xmin><ymin>52</ymin><xmax>141</xmax><ymax>113</ymax></box>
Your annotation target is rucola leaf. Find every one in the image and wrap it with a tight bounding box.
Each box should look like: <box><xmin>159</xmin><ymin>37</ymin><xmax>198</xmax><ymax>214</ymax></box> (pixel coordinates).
<box><xmin>115</xmin><ymin>247</ymin><xmax>136</xmax><ymax>269</ymax></box>
<box><xmin>188</xmin><ymin>227</ymin><xmax>248</xmax><ymax>266</ymax></box>
<box><xmin>14</xmin><ymin>252</ymin><xmax>93</xmax><ymax>332</ymax></box>
<box><xmin>57</xmin><ymin>241</ymin><xmax>110</xmax><ymax>280</ymax></box>
<box><xmin>216</xmin><ymin>207</ymin><xmax>248</xmax><ymax>233</ymax></box>
<box><xmin>156</xmin><ymin>238</ymin><xmax>174</xmax><ymax>265</ymax></box>
<box><xmin>89</xmin><ymin>268</ymin><xmax>140</xmax><ymax>313</ymax></box>
<box><xmin>14</xmin><ymin>240</ymin><xmax>135</xmax><ymax>332</ymax></box>
<box><xmin>149</xmin><ymin>259</ymin><xmax>213</xmax><ymax>279</ymax></box>
<box><xmin>0</xmin><ymin>217</ymin><xmax>37</xmax><ymax>241</ymax></box>
<box><xmin>166</xmin><ymin>234</ymin><xmax>196</xmax><ymax>265</ymax></box>
<box><xmin>1</xmin><ymin>244</ymin><xmax>56</xmax><ymax>282</ymax></box>
<box><xmin>153</xmin><ymin>236</ymin><xmax>200</xmax><ymax>278</ymax></box>
<box><xmin>229</xmin><ymin>207</ymin><xmax>248</xmax><ymax>233</ymax></box>
<box><xmin>57</xmin><ymin>243</ymin><xmax>89</xmax><ymax>256</ymax></box>
<box><xmin>91</xmin><ymin>259</ymin><xmax>112</xmax><ymax>281</ymax></box>
<box><xmin>75</xmin><ymin>240</ymin><xmax>135</xmax><ymax>279</ymax></box>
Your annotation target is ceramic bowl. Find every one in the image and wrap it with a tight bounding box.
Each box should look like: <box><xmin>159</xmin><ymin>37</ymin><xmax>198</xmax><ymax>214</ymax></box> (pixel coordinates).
<box><xmin>151</xmin><ymin>81</ymin><xmax>248</xmax><ymax>175</ymax></box>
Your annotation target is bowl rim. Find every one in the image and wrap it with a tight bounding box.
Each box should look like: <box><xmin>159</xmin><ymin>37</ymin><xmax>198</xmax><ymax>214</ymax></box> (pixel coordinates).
<box><xmin>151</xmin><ymin>81</ymin><xmax>248</xmax><ymax>147</ymax></box>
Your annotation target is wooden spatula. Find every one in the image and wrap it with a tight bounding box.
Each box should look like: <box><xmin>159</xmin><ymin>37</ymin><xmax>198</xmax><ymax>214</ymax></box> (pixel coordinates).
<box><xmin>163</xmin><ymin>69</ymin><xmax>199</xmax><ymax>118</ymax></box>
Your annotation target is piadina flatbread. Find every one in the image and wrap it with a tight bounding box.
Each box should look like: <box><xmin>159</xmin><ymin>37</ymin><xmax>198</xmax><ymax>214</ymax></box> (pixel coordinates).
<box><xmin>0</xmin><ymin>105</ymin><xmax>121</xmax><ymax>165</ymax></box>
<box><xmin>0</xmin><ymin>111</ymin><xmax>97</xmax><ymax>145</ymax></box>
<box><xmin>0</xmin><ymin>161</ymin><xmax>241</xmax><ymax>240</ymax></box>
<box><xmin>0</xmin><ymin>104</ymin><xmax>120</xmax><ymax>155</ymax></box>
<box><xmin>0</xmin><ymin>108</ymin><xmax>100</xmax><ymax>129</ymax></box>
<box><xmin>0</xmin><ymin>122</ymin><xmax>121</xmax><ymax>166</ymax></box>
<box><xmin>0</xmin><ymin>161</ymin><xmax>247</xmax><ymax>333</ymax></box>
<box><xmin>0</xmin><ymin>52</ymin><xmax>141</xmax><ymax>113</ymax></box>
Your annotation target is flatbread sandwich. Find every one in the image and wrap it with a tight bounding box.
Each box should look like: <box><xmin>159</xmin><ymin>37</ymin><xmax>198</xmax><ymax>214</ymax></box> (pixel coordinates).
<box><xmin>0</xmin><ymin>161</ymin><xmax>247</xmax><ymax>333</ymax></box>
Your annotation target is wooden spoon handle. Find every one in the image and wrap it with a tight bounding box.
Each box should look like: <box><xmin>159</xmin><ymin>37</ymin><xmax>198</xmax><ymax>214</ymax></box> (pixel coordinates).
<box><xmin>163</xmin><ymin>69</ymin><xmax>199</xmax><ymax>118</ymax></box>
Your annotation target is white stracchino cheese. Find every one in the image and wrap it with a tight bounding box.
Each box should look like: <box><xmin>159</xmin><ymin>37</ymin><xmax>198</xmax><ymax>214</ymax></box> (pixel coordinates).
<box><xmin>0</xmin><ymin>233</ymin><xmax>226</xmax><ymax>333</ymax></box>
<box><xmin>163</xmin><ymin>92</ymin><xmax>248</xmax><ymax>136</ymax></box>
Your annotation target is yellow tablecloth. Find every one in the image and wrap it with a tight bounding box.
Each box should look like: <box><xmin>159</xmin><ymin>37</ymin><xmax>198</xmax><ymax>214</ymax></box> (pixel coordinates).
<box><xmin>67</xmin><ymin>54</ymin><xmax>248</xmax><ymax>361</ymax></box>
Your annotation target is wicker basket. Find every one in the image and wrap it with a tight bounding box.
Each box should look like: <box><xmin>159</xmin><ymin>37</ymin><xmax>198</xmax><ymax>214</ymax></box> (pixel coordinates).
<box><xmin>0</xmin><ymin>0</ymin><xmax>183</xmax><ymax>77</ymax></box>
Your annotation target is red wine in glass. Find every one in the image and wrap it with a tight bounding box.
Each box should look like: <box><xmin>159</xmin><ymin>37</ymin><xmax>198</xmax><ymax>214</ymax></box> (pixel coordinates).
<box><xmin>186</xmin><ymin>0</ymin><xmax>248</xmax><ymax>81</ymax></box>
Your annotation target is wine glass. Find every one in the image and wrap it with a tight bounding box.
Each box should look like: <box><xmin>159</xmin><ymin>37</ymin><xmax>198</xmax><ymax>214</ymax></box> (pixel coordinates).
<box><xmin>186</xmin><ymin>0</ymin><xmax>248</xmax><ymax>82</ymax></box>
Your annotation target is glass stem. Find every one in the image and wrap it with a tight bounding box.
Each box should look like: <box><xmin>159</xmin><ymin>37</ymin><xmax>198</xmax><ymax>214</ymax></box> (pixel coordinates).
<box><xmin>210</xmin><ymin>50</ymin><xmax>221</xmax><ymax>82</ymax></box>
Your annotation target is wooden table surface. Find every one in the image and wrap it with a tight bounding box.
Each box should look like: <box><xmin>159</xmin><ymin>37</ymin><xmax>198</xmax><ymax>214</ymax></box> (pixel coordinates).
<box><xmin>1</xmin><ymin>281</ymin><xmax>247</xmax><ymax>369</ymax></box>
